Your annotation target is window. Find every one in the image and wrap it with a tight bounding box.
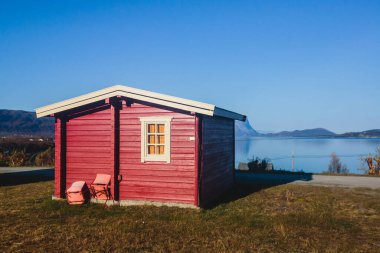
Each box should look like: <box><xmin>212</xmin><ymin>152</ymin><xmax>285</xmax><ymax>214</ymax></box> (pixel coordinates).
<box><xmin>140</xmin><ymin>117</ymin><xmax>172</xmax><ymax>163</ymax></box>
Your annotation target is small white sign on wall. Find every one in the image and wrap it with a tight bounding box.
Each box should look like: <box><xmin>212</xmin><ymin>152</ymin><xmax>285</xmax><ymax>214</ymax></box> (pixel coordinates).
<box><xmin>189</xmin><ymin>136</ymin><xmax>195</xmax><ymax>141</ymax></box>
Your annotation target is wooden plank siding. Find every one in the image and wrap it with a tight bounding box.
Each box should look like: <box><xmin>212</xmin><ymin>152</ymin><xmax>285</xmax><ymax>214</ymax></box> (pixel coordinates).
<box><xmin>119</xmin><ymin>101</ymin><xmax>197</xmax><ymax>205</ymax></box>
<box><xmin>200</xmin><ymin>116</ymin><xmax>235</xmax><ymax>207</ymax></box>
<box><xmin>65</xmin><ymin>105</ymin><xmax>114</xmax><ymax>194</ymax></box>
<box><xmin>53</xmin><ymin>97</ymin><xmax>237</xmax><ymax>208</ymax></box>
<box><xmin>54</xmin><ymin>118</ymin><xmax>66</xmax><ymax>198</ymax></box>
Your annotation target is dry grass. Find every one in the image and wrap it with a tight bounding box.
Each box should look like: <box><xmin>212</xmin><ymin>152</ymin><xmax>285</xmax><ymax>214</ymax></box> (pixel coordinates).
<box><xmin>1</xmin><ymin>180</ymin><xmax>380</xmax><ymax>252</ymax></box>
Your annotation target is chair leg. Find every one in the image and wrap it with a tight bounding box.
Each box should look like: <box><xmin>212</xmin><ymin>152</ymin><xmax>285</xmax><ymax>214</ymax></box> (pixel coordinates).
<box><xmin>105</xmin><ymin>186</ymin><xmax>111</xmax><ymax>207</ymax></box>
<box><xmin>103</xmin><ymin>188</ymin><xmax>114</xmax><ymax>207</ymax></box>
<box><xmin>90</xmin><ymin>185</ymin><xmax>114</xmax><ymax>207</ymax></box>
<box><xmin>90</xmin><ymin>186</ymin><xmax>99</xmax><ymax>204</ymax></box>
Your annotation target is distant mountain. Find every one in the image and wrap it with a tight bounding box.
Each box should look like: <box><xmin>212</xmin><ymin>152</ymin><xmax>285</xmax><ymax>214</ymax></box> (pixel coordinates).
<box><xmin>264</xmin><ymin>128</ymin><xmax>336</xmax><ymax>138</ymax></box>
<box><xmin>0</xmin><ymin>109</ymin><xmax>54</xmax><ymax>137</ymax></box>
<box><xmin>233</xmin><ymin>119</ymin><xmax>380</xmax><ymax>139</ymax></box>
<box><xmin>234</xmin><ymin>120</ymin><xmax>338</xmax><ymax>139</ymax></box>
<box><xmin>1</xmin><ymin>109</ymin><xmax>379</xmax><ymax>139</ymax></box>
<box><xmin>235</xmin><ymin>118</ymin><xmax>260</xmax><ymax>138</ymax></box>
<box><xmin>337</xmin><ymin>129</ymin><xmax>380</xmax><ymax>138</ymax></box>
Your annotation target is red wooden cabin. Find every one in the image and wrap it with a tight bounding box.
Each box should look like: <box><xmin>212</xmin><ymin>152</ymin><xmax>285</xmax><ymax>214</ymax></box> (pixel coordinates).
<box><xmin>36</xmin><ymin>85</ymin><xmax>245</xmax><ymax>208</ymax></box>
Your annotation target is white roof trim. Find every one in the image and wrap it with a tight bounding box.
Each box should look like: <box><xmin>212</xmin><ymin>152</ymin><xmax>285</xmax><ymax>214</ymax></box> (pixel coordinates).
<box><xmin>35</xmin><ymin>85</ymin><xmax>245</xmax><ymax>121</ymax></box>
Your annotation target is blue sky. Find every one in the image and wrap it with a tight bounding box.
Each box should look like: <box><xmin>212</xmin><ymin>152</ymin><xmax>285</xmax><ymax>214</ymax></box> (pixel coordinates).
<box><xmin>0</xmin><ymin>1</ymin><xmax>379</xmax><ymax>133</ymax></box>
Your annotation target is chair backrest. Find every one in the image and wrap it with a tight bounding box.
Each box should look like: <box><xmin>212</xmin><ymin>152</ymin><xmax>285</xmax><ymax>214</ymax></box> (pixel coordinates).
<box><xmin>72</xmin><ymin>181</ymin><xmax>86</xmax><ymax>188</ymax></box>
<box><xmin>68</xmin><ymin>181</ymin><xmax>86</xmax><ymax>192</ymax></box>
<box><xmin>93</xmin><ymin>174</ymin><xmax>111</xmax><ymax>185</ymax></box>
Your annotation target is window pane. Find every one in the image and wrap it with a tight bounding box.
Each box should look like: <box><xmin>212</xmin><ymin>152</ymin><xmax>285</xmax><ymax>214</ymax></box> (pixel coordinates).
<box><xmin>148</xmin><ymin>124</ymin><xmax>156</xmax><ymax>133</ymax></box>
<box><xmin>157</xmin><ymin>145</ymin><xmax>165</xmax><ymax>155</ymax></box>
<box><xmin>148</xmin><ymin>135</ymin><xmax>155</xmax><ymax>144</ymax></box>
<box><xmin>157</xmin><ymin>135</ymin><xmax>165</xmax><ymax>144</ymax></box>
<box><xmin>158</xmin><ymin>124</ymin><xmax>165</xmax><ymax>133</ymax></box>
<box><xmin>148</xmin><ymin>145</ymin><xmax>155</xmax><ymax>154</ymax></box>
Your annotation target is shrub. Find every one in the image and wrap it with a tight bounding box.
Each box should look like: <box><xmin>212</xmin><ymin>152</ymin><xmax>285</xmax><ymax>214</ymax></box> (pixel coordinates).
<box><xmin>8</xmin><ymin>149</ymin><xmax>27</xmax><ymax>167</ymax></box>
<box><xmin>0</xmin><ymin>137</ymin><xmax>54</xmax><ymax>167</ymax></box>
<box><xmin>361</xmin><ymin>147</ymin><xmax>380</xmax><ymax>175</ymax></box>
<box><xmin>328</xmin><ymin>152</ymin><xmax>348</xmax><ymax>174</ymax></box>
<box><xmin>35</xmin><ymin>147</ymin><xmax>54</xmax><ymax>167</ymax></box>
<box><xmin>248</xmin><ymin>157</ymin><xmax>270</xmax><ymax>172</ymax></box>
<box><xmin>0</xmin><ymin>151</ymin><xmax>7</xmax><ymax>166</ymax></box>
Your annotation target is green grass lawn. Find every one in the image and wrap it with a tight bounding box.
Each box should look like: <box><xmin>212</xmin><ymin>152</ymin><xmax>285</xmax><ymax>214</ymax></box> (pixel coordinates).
<box><xmin>1</xmin><ymin>180</ymin><xmax>379</xmax><ymax>252</ymax></box>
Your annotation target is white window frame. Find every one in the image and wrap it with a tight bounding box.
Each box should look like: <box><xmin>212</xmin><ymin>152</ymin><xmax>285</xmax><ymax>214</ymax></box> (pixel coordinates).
<box><xmin>140</xmin><ymin>116</ymin><xmax>172</xmax><ymax>163</ymax></box>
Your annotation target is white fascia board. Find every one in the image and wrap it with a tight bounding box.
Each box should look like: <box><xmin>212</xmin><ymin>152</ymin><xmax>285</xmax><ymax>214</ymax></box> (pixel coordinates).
<box><xmin>35</xmin><ymin>85</ymin><xmax>215</xmax><ymax>118</ymax></box>
<box><xmin>123</xmin><ymin>91</ymin><xmax>214</xmax><ymax>116</ymax></box>
<box><xmin>35</xmin><ymin>85</ymin><xmax>245</xmax><ymax>120</ymax></box>
<box><xmin>35</xmin><ymin>86</ymin><xmax>121</xmax><ymax>117</ymax></box>
<box><xmin>116</xmin><ymin>85</ymin><xmax>215</xmax><ymax>111</ymax></box>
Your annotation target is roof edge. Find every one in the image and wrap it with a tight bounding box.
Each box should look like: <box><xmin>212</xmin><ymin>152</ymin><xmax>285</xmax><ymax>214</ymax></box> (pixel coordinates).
<box><xmin>35</xmin><ymin>85</ymin><xmax>245</xmax><ymax>121</ymax></box>
<box><xmin>214</xmin><ymin>107</ymin><xmax>246</xmax><ymax>121</ymax></box>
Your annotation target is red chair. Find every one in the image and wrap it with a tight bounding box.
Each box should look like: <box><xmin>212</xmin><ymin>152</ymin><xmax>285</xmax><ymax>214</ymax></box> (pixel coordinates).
<box><xmin>66</xmin><ymin>181</ymin><xmax>88</xmax><ymax>205</ymax></box>
<box><xmin>90</xmin><ymin>174</ymin><xmax>114</xmax><ymax>205</ymax></box>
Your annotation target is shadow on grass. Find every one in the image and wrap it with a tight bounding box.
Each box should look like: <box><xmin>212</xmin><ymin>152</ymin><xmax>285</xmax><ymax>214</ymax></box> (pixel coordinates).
<box><xmin>1</xmin><ymin>168</ymin><xmax>313</xmax><ymax>210</ymax></box>
<box><xmin>204</xmin><ymin>172</ymin><xmax>313</xmax><ymax>209</ymax></box>
<box><xmin>0</xmin><ymin>168</ymin><xmax>54</xmax><ymax>186</ymax></box>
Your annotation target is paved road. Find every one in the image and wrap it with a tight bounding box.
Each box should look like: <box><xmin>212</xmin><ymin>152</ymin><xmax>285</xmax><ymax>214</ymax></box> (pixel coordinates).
<box><xmin>0</xmin><ymin>167</ymin><xmax>53</xmax><ymax>174</ymax></box>
<box><xmin>236</xmin><ymin>173</ymin><xmax>380</xmax><ymax>189</ymax></box>
<box><xmin>293</xmin><ymin>174</ymin><xmax>380</xmax><ymax>189</ymax></box>
<box><xmin>0</xmin><ymin>167</ymin><xmax>54</xmax><ymax>186</ymax></box>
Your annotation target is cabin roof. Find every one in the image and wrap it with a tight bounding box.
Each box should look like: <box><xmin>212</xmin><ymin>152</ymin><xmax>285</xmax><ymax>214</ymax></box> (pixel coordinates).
<box><xmin>35</xmin><ymin>85</ymin><xmax>246</xmax><ymax>121</ymax></box>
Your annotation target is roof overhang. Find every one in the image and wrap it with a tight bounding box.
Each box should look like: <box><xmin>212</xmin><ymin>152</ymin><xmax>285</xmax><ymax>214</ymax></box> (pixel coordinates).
<box><xmin>35</xmin><ymin>85</ymin><xmax>246</xmax><ymax>121</ymax></box>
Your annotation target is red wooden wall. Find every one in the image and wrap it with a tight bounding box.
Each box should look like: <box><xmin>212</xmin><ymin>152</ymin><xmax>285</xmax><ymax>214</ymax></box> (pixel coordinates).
<box><xmin>53</xmin><ymin>98</ymin><xmax>236</xmax><ymax>207</ymax></box>
<box><xmin>54</xmin><ymin>119</ymin><xmax>63</xmax><ymax>198</ymax></box>
<box><xmin>64</xmin><ymin>105</ymin><xmax>114</xmax><ymax>195</ymax></box>
<box><xmin>200</xmin><ymin>115</ymin><xmax>235</xmax><ymax>207</ymax></box>
<box><xmin>119</xmin><ymin>101</ymin><xmax>198</xmax><ymax>205</ymax></box>
<box><xmin>54</xmin><ymin>105</ymin><xmax>114</xmax><ymax>197</ymax></box>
